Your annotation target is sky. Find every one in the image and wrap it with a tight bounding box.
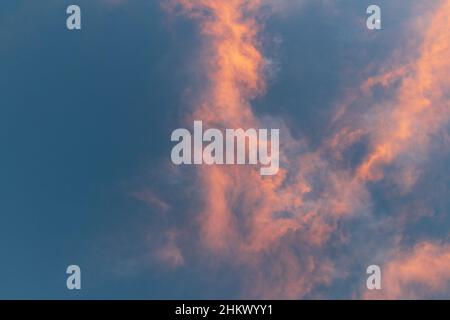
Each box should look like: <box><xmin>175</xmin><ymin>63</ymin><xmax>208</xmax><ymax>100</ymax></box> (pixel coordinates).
<box><xmin>0</xmin><ymin>0</ymin><xmax>449</xmax><ymax>299</ymax></box>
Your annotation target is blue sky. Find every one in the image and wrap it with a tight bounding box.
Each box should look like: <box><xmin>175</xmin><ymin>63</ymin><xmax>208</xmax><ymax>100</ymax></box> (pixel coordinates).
<box><xmin>0</xmin><ymin>0</ymin><xmax>177</xmax><ymax>298</ymax></box>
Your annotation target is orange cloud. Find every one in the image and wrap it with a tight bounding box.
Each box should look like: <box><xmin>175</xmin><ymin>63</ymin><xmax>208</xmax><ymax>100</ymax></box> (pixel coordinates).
<box><xmin>357</xmin><ymin>0</ymin><xmax>450</xmax><ymax>183</ymax></box>
<box><xmin>160</xmin><ymin>0</ymin><xmax>450</xmax><ymax>298</ymax></box>
<box><xmin>364</xmin><ymin>242</ymin><xmax>450</xmax><ymax>299</ymax></box>
<box><xmin>163</xmin><ymin>0</ymin><xmax>346</xmax><ymax>298</ymax></box>
<box><xmin>165</xmin><ymin>0</ymin><xmax>266</xmax><ymax>127</ymax></box>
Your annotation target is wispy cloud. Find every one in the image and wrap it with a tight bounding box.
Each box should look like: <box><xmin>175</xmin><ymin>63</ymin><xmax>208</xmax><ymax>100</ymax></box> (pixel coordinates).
<box><xmin>145</xmin><ymin>0</ymin><xmax>450</xmax><ymax>299</ymax></box>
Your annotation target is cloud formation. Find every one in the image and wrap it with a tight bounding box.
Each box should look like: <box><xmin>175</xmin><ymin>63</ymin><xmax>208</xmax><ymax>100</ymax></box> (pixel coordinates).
<box><xmin>147</xmin><ymin>0</ymin><xmax>450</xmax><ymax>299</ymax></box>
